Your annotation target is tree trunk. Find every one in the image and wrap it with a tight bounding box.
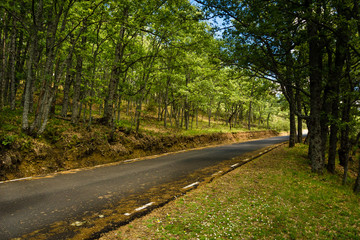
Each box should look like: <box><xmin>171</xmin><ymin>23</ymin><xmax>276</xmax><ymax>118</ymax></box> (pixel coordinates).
<box><xmin>8</xmin><ymin>15</ymin><xmax>17</xmax><ymax>110</ymax></box>
<box><xmin>103</xmin><ymin>26</ymin><xmax>126</xmax><ymax>125</ymax></box>
<box><xmin>26</xmin><ymin>0</ymin><xmax>66</xmax><ymax>136</ymax></box>
<box><xmin>0</xmin><ymin>11</ymin><xmax>6</xmax><ymax>109</ymax></box>
<box><xmin>248</xmin><ymin>82</ymin><xmax>254</xmax><ymax>130</ymax></box>
<box><xmin>208</xmin><ymin>98</ymin><xmax>212</xmax><ymax>127</ymax></box>
<box><xmin>267</xmin><ymin>112</ymin><xmax>271</xmax><ymax>129</ymax></box>
<box><xmin>164</xmin><ymin>77</ymin><xmax>170</xmax><ymax>128</ymax></box>
<box><xmin>354</xmin><ymin>155</ymin><xmax>360</xmax><ymax>193</ymax></box>
<box><xmin>328</xmin><ymin>3</ymin><xmax>350</xmax><ymax>173</ymax></box>
<box><xmin>61</xmin><ymin>45</ymin><xmax>74</xmax><ymax>117</ymax></box>
<box><xmin>135</xmin><ymin>98</ymin><xmax>142</xmax><ymax>133</ymax></box>
<box><xmin>184</xmin><ymin>73</ymin><xmax>190</xmax><ymax>130</ymax></box>
<box><xmin>289</xmin><ymin>103</ymin><xmax>296</xmax><ymax>147</ymax></box>
<box><xmin>339</xmin><ymin>95</ymin><xmax>351</xmax><ymax>184</ymax></box>
<box><xmin>296</xmin><ymin>89</ymin><xmax>303</xmax><ymax>143</ymax></box>
<box><xmin>283</xmin><ymin>44</ymin><xmax>296</xmax><ymax>148</ymax></box>
<box><xmin>71</xmin><ymin>44</ymin><xmax>84</xmax><ymax>124</ymax></box>
<box><xmin>22</xmin><ymin>24</ymin><xmax>40</xmax><ymax>133</ymax></box>
<box><xmin>2</xmin><ymin>11</ymin><xmax>9</xmax><ymax>108</ymax></box>
<box><xmin>307</xmin><ymin>2</ymin><xmax>324</xmax><ymax>173</ymax></box>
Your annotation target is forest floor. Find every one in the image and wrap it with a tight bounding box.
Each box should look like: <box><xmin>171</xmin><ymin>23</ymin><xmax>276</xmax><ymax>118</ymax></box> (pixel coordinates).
<box><xmin>0</xmin><ymin>107</ymin><xmax>281</xmax><ymax>181</ymax></box>
<box><xmin>99</xmin><ymin>144</ymin><xmax>360</xmax><ymax>240</ymax></box>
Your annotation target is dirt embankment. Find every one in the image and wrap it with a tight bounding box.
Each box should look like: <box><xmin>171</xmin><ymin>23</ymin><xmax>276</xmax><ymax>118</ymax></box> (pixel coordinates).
<box><xmin>0</xmin><ymin>130</ymin><xmax>278</xmax><ymax>181</ymax></box>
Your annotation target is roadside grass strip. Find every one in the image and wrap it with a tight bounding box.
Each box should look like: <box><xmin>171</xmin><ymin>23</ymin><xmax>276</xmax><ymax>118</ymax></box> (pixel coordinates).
<box><xmin>101</xmin><ymin>144</ymin><xmax>360</xmax><ymax>240</ymax></box>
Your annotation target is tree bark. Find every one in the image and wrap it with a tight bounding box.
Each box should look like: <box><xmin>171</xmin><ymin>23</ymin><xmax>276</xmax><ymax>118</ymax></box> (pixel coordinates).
<box><xmin>71</xmin><ymin>50</ymin><xmax>84</xmax><ymax>125</ymax></box>
<box><xmin>248</xmin><ymin>81</ymin><xmax>254</xmax><ymax>130</ymax></box>
<box><xmin>30</xmin><ymin>4</ymin><xmax>63</xmax><ymax>135</ymax></box>
<box><xmin>103</xmin><ymin>24</ymin><xmax>126</xmax><ymax>125</ymax></box>
<box><xmin>184</xmin><ymin>72</ymin><xmax>190</xmax><ymax>130</ymax></box>
<box><xmin>354</xmin><ymin>155</ymin><xmax>360</xmax><ymax>193</ymax></box>
<box><xmin>208</xmin><ymin>98</ymin><xmax>212</xmax><ymax>127</ymax></box>
<box><xmin>307</xmin><ymin>1</ymin><xmax>324</xmax><ymax>173</ymax></box>
<box><xmin>8</xmin><ymin>15</ymin><xmax>17</xmax><ymax>110</ymax></box>
<box><xmin>61</xmin><ymin>42</ymin><xmax>74</xmax><ymax>117</ymax></box>
<box><xmin>339</xmin><ymin>95</ymin><xmax>351</xmax><ymax>184</ymax></box>
<box><xmin>296</xmin><ymin>89</ymin><xmax>303</xmax><ymax>143</ymax></box>
<box><xmin>164</xmin><ymin>77</ymin><xmax>170</xmax><ymax>128</ymax></box>
<box><xmin>328</xmin><ymin>2</ymin><xmax>351</xmax><ymax>173</ymax></box>
<box><xmin>22</xmin><ymin>0</ymin><xmax>43</xmax><ymax>133</ymax></box>
<box><xmin>0</xmin><ymin>11</ymin><xmax>6</xmax><ymax>109</ymax></box>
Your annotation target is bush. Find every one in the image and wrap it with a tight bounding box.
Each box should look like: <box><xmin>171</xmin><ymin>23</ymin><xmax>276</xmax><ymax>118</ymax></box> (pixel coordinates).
<box><xmin>0</xmin><ymin>135</ymin><xmax>16</xmax><ymax>149</ymax></box>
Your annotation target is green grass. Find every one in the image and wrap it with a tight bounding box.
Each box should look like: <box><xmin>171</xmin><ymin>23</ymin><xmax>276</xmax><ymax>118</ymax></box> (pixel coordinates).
<box><xmin>110</xmin><ymin>144</ymin><xmax>360</xmax><ymax>240</ymax></box>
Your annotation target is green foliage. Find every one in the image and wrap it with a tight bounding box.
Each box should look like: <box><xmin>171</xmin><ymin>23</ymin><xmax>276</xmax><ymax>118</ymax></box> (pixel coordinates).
<box><xmin>42</xmin><ymin>119</ymin><xmax>66</xmax><ymax>144</ymax></box>
<box><xmin>1</xmin><ymin>135</ymin><xmax>16</xmax><ymax>147</ymax></box>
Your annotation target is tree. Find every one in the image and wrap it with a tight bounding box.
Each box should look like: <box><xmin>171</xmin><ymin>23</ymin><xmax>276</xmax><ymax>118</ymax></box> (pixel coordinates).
<box><xmin>196</xmin><ymin>0</ymin><xmax>360</xmax><ymax>176</ymax></box>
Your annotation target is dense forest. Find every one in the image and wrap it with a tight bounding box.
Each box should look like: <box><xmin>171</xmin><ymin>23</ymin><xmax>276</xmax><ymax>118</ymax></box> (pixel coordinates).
<box><xmin>0</xmin><ymin>0</ymin><xmax>281</xmax><ymax>134</ymax></box>
<box><xmin>0</xmin><ymin>0</ymin><xmax>359</xmax><ymax>191</ymax></box>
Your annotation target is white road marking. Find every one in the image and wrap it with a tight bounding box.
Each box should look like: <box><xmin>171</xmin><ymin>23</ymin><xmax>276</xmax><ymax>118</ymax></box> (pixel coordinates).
<box><xmin>183</xmin><ymin>182</ymin><xmax>199</xmax><ymax>189</ymax></box>
<box><xmin>212</xmin><ymin>171</ymin><xmax>223</xmax><ymax>176</ymax></box>
<box><xmin>124</xmin><ymin>158</ymin><xmax>140</xmax><ymax>163</ymax></box>
<box><xmin>0</xmin><ymin>177</ymin><xmax>32</xmax><ymax>184</ymax></box>
<box><xmin>231</xmin><ymin>163</ymin><xmax>239</xmax><ymax>168</ymax></box>
<box><xmin>135</xmin><ymin>202</ymin><xmax>154</xmax><ymax>212</ymax></box>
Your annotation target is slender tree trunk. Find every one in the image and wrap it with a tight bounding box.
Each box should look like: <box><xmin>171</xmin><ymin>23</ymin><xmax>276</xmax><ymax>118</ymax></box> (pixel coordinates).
<box><xmin>14</xmin><ymin>7</ymin><xmax>25</xmax><ymax>98</ymax></box>
<box><xmin>327</xmin><ymin>59</ymin><xmax>343</xmax><ymax>173</ymax></box>
<box><xmin>184</xmin><ymin>73</ymin><xmax>190</xmax><ymax>130</ymax></box>
<box><xmin>296</xmin><ymin>89</ymin><xmax>303</xmax><ymax>143</ymax></box>
<box><xmin>157</xmin><ymin>92</ymin><xmax>162</xmax><ymax>121</ymax></box>
<box><xmin>61</xmin><ymin>46</ymin><xmax>74</xmax><ymax>117</ymax></box>
<box><xmin>289</xmin><ymin>103</ymin><xmax>296</xmax><ymax>147</ymax></box>
<box><xmin>103</xmin><ymin>26</ymin><xmax>125</xmax><ymax>125</ymax></box>
<box><xmin>135</xmin><ymin>98</ymin><xmax>142</xmax><ymax>133</ymax></box>
<box><xmin>21</xmin><ymin>31</ymin><xmax>38</xmax><ymax>132</ymax></box>
<box><xmin>307</xmin><ymin>2</ymin><xmax>324</xmax><ymax>173</ymax></box>
<box><xmin>354</xmin><ymin>155</ymin><xmax>360</xmax><ymax>193</ymax></box>
<box><xmin>248</xmin><ymin>81</ymin><xmax>254</xmax><ymax>130</ymax></box>
<box><xmin>196</xmin><ymin>108</ymin><xmax>199</xmax><ymax>128</ymax></box>
<box><xmin>164</xmin><ymin>77</ymin><xmax>170</xmax><ymax>128</ymax></box>
<box><xmin>117</xmin><ymin>95</ymin><xmax>122</xmax><ymax>121</ymax></box>
<box><xmin>283</xmin><ymin>45</ymin><xmax>297</xmax><ymax>148</ymax></box>
<box><xmin>339</xmin><ymin>95</ymin><xmax>351</xmax><ymax>184</ymax></box>
<box><xmin>320</xmin><ymin>88</ymin><xmax>330</xmax><ymax>161</ymax></box>
<box><xmin>8</xmin><ymin>16</ymin><xmax>17</xmax><ymax>110</ymax></box>
<box><xmin>71</xmin><ymin>51</ymin><xmax>84</xmax><ymax>124</ymax></box>
<box><xmin>0</xmin><ymin>11</ymin><xmax>6</xmax><ymax>109</ymax></box>
<box><xmin>328</xmin><ymin>4</ymin><xmax>349</xmax><ymax>173</ymax></box>
<box><xmin>208</xmin><ymin>98</ymin><xmax>212</xmax><ymax>127</ymax></box>
<box><xmin>27</xmin><ymin>0</ymin><xmax>66</xmax><ymax>136</ymax></box>
<box><xmin>2</xmin><ymin>11</ymin><xmax>9</xmax><ymax>107</ymax></box>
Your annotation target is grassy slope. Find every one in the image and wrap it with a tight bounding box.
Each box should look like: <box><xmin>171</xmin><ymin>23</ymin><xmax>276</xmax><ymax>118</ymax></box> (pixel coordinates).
<box><xmin>100</xmin><ymin>144</ymin><xmax>360</xmax><ymax>240</ymax></box>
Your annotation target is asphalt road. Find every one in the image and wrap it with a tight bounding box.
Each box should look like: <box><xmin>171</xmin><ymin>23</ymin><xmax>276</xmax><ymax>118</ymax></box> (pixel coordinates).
<box><xmin>0</xmin><ymin>135</ymin><xmax>288</xmax><ymax>239</ymax></box>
